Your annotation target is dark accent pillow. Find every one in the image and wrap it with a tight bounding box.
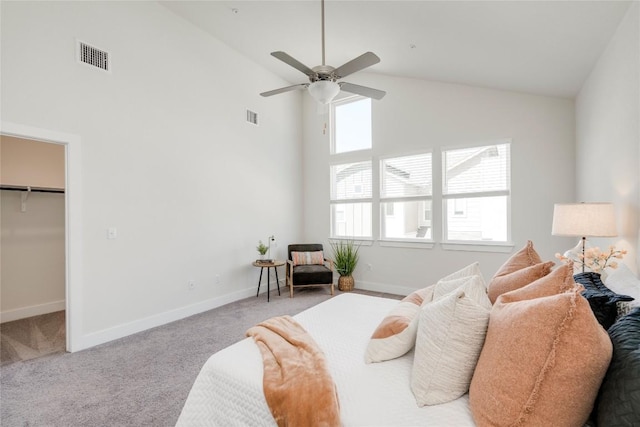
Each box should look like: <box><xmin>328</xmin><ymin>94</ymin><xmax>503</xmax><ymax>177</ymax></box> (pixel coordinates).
<box><xmin>597</xmin><ymin>308</ymin><xmax>640</xmax><ymax>426</ymax></box>
<box><xmin>574</xmin><ymin>272</ymin><xmax>634</xmax><ymax>330</ymax></box>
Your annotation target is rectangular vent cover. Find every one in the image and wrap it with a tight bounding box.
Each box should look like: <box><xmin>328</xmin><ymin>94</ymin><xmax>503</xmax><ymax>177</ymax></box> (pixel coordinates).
<box><xmin>246</xmin><ymin>109</ymin><xmax>258</xmax><ymax>126</ymax></box>
<box><xmin>77</xmin><ymin>41</ymin><xmax>110</xmax><ymax>72</ymax></box>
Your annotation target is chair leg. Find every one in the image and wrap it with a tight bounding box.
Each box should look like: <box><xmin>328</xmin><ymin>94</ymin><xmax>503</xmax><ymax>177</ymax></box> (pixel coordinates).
<box><xmin>330</xmin><ymin>283</ymin><xmax>334</xmax><ymax>295</ymax></box>
<box><xmin>290</xmin><ymin>282</ymin><xmax>294</xmax><ymax>298</ymax></box>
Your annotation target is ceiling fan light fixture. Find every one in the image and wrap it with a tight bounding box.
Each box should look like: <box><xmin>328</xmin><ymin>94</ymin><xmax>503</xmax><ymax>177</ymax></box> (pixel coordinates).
<box><xmin>308</xmin><ymin>80</ymin><xmax>340</xmax><ymax>104</ymax></box>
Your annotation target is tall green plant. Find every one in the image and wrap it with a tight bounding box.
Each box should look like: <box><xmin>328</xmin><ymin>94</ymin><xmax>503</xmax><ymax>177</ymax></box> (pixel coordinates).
<box><xmin>331</xmin><ymin>240</ymin><xmax>360</xmax><ymax>276</ymax></box>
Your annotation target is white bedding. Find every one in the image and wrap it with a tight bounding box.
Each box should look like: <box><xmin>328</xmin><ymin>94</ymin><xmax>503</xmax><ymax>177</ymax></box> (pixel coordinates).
<box><xmin>176</xmin><ymin>293</ymin><xmax>475</xmax><ymax>426</ymax></box>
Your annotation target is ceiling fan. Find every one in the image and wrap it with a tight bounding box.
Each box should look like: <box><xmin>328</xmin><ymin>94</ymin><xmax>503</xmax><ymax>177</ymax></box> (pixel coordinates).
<box><xmin>260</xmin><ymin>0</ymin><xmax>386</xmax><ymax>104</ymax></box>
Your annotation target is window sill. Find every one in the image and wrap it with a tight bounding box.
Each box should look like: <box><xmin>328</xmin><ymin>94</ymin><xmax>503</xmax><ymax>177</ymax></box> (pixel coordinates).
<box><xmin>441</xmin><ymin>241</ymin><xmax>514</xmax><ymax>253</ymax></box>
<box><xmin>379</xmin><ymin>239</ymin><xmax>435</xmax><ymax>249</ymax></box>
<box><xmin>328</xmin><ymin>237</ymin><xmax>374</xmax><ymax>247</ymax></box>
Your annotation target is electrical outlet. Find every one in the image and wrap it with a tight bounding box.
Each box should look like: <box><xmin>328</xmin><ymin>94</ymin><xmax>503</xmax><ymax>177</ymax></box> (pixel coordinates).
<box><xmin>188</xmin><ymin>280</ymin><xmax>195</xmax><ymax>291</ymax></box>
<box><xmin>215</xmin><ymin>275</ymin><xmax>221</xmax><ymax>285</ymax></box>
<box><xmin>366</xmin><ymin>263</ymin><xmax>373</xmax><ymax>271</ymax></box>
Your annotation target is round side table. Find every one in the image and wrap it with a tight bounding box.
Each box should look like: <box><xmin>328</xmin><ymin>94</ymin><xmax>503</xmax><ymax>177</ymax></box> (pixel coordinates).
<box><xmin>252</xmin><ymin>260</ymin><xmax>285</xmax><ymax>302</ymax></box>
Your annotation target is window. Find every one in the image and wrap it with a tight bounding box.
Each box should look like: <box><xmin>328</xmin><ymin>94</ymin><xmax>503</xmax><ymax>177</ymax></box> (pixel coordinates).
<box><xmin>330</xmin><ymin>161</ymin><xmax>372</xmax><ymax>238</ymax></box>
<box><xmin>380</xmin><ymin>153</ymin><xmax>432</xmax><ymax>240</ymax></box>
<box><xmin>442</xmin><ymin>143</ymin><xmax>510</xmax><ymax>243</ymax></box>
<box><xmin>332</xmin><ymin>97</ymin><xmax>372</xmax><ymax>154</ymax></box>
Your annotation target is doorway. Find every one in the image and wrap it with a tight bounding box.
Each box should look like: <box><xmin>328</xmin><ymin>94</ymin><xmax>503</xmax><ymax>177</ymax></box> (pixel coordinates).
<box><xmin>0</xmin><ymin>122</ymin><xmax>82</xmax><ymax>354</ymax></box>
<box><xmin>0</xmin><ymin>136</ymin><xmax>66</xmax><ymax>363</ymax></box>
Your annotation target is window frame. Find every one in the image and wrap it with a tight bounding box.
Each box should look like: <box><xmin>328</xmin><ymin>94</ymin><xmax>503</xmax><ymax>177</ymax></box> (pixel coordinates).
<box><xmin>379</xmin><ymin>150</ymin><xmax>434</xmax><ymax>244</ymax></box>
<box><xmin>440</xmin><ymin>140</ymin><xmax>513</xmax><ymax>249</ymax></box>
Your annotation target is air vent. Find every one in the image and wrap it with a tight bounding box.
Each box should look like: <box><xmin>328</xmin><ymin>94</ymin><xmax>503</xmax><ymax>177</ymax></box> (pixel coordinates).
<box><xmin>246</xmin><ymin>109</ymin><xmax>259</xmax><ymax>126</ymax></box>
<box><xmin>77</xmin><ymin>40</ymin><xmax>110</xmax><ymax>72</ymax></box>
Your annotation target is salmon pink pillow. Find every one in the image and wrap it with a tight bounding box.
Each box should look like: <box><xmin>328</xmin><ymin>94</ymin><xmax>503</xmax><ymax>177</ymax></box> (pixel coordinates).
<box><xmin>488</xmin><ymin>241</ymin><xmax>554</xmax><ymax>303</ymax></box>
<box><xmin>470</xmin><ymin>263</ymin><xmax>612</xmax><ymax>426</ymax></box>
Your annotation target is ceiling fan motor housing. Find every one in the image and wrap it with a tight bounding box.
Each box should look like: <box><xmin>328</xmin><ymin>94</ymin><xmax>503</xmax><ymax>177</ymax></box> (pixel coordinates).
<box><xmin>311</xmin><ymin>65</ymin><xmax>337</xmax><ymax>82</ymax></box>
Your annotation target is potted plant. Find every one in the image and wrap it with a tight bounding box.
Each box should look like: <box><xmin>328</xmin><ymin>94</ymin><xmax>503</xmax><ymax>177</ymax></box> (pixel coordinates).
<box><xmin>331</xmin><ymin>240</ymin><xmax>360</xmax><ymax>291</ymax></box>
<box><xmin>256</xmin><ymin>240</ymin><xmax>269</xmax><ymax>261</ymax></box>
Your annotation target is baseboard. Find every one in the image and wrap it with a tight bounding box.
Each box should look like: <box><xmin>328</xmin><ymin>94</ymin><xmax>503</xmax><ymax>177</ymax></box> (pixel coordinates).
<box><xmin>76</xmin><ymin>276</ymin><xmax>396</xmax><ymax>352</ymax></box>
<box><xmin>0</xmin><ymin>300</ymin><xmax>66</xmax><ymax>323</ymax></box>
<box><xmin>77</xmin><ymin>286</ymin><xmax>264</xmax><ymax>351</ymax></box>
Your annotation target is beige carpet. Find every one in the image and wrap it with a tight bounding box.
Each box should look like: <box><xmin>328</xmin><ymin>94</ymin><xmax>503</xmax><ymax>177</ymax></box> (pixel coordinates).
<box><xmin>0</xmin><ymin>311</ymin><xmax>66</xmax><ymax>366</ymax></box>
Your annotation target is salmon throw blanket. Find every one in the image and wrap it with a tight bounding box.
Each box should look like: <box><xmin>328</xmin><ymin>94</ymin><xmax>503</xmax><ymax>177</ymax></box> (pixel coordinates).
<box><xmin>246</xmin><ymin>315</ymin><xmax>341</xmax><ymax>427</ymax></box>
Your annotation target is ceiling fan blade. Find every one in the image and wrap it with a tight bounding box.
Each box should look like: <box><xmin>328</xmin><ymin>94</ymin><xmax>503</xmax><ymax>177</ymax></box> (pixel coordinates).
<box><xmin>333</xmin><ymin>52</ymin><xmax>381</xmax><ymax>79</ymax></box>
<box><xmin>271</xmin><ymin>51</ymin><xmax>315</xmax><ymax>77</ymax></box>
<box><xmin>260</xmin><ymin>84</ymin><xmax>309</xmax><ymax>97</ymax></box>
<box><xmin>339</xmin><ymin>82</ymin><xmax>386</xmax><ymax>100</ymax></box>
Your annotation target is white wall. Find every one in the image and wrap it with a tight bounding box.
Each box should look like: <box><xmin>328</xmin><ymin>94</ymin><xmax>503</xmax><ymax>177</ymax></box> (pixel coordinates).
<box><xmin>576</xmin><ymin>2</ymin><xmax>640</xmax><ymax>274</ymax></box>
<box><xmin>1</xmin><ymin>1</ymin><xmax>303</xmax><ymax>348</ymax></box>
<box><xmin>303</xmin><ymin>75</ymin><xmax>576</xmax><ymax>294</ymax></box>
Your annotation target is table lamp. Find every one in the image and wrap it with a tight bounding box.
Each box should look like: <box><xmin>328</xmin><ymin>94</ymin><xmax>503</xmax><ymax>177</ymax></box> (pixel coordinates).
<box><xmin>551</xmin><ymin>202</ymin><xmax>617</xmax><ymax>272</ymax></box>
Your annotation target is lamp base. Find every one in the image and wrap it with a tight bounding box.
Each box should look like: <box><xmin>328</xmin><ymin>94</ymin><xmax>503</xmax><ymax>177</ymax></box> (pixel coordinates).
<box><xmin>562</xmin><ymin>237</ymin><xmax>589</xmax><ymax>274</ymax></box>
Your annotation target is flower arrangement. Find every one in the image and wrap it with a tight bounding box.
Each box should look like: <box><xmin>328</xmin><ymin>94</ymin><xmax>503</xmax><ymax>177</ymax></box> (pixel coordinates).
<box><xmin>555</xmin><ymin>245</ymin><xmax>627</xmax><ymax>273</ymax></box>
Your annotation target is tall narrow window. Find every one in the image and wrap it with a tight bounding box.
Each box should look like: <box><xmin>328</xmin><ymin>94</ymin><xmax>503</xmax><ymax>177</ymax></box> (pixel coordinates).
<box><xmin>332</xmin><ymin>97</ymin><xmax>372</xmax><ymax>154</ymax></box>
<box><xmin>442</xmin><ymin>142</ymin><xmax>511</xmax><ymax>243</ymax></box>
<box><xmin>330</xmin><ymin>161</ymin><xmax>372</xmax><ymax>238</ymax></box>
<box><xmin>330</xmin><ymin>96</ymin><xmax>373</xmax><ymax>238</ymax></box>
<box><xmin>380</xmin><ymin>153</ymin><xmax>433</xmax><ymax>240</ymax></box>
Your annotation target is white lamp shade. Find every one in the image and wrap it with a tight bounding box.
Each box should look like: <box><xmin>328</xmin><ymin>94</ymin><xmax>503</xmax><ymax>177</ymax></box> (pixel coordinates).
<box><xmin>551</xmin><ymin>203</ymin><xmax>617</xmax><ymax>237</ymax></box>
<box><xmin>308</xmin><ymin>80</ymin><xmax>340</xmax><ymax>104</ymax></box>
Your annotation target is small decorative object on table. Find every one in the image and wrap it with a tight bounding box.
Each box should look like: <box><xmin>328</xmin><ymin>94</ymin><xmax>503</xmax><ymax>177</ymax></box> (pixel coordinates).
<box><xmin>556</xmin><ymin>245</ymin><xmax>627</xmax><ymax>280</ymax></box>
<box><xmin>331</xmin><ymin>240</ymin><xmax>360</xmax><ymax>292</ymax></box>
<box><xmin>256</xmin><ymin>240</ymin><xmax>271</xmax><ymax>262</ymax></box>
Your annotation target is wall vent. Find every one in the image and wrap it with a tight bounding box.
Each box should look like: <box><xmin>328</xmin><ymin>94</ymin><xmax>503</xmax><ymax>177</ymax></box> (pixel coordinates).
<box><xmin>77</xmin><ymin>40</ymin><xmax>110</xmax><ymax>72</ymax></box>
<box><xmin>246</xmin><ymin>109</ymin><xmax>259</xmax><ymax>126</ymax></box>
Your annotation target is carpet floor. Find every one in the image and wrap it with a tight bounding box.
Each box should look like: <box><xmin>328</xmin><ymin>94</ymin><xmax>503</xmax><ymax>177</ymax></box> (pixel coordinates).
<box><xmin>0</xmin><ymin>287</ymin><xmax>401</xmax><ymax>426</ymax></box>
<box><xmin>1</xmin><ymin>311</ymin><xmax>66</xmax><ymax>366</ymax></box>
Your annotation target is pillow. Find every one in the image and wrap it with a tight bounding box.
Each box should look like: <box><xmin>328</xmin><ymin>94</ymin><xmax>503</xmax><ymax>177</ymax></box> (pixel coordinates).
<box><xmin>487</xmin><ymin>261</ymin><xmax>554</xmax><ymax>304</ymax></box>
<box><xmin>597</xmin><ymin>308</ymin><xmax>640</xmax><ymax>426</ymax></box>
<box><xmin>604</xmin><ymin>263</ymin><xmax>640</xmax><ymax>308</ymax></box>
<box><xmin>365</xmin><ymin>285</ymin><xmax>434</xmax><ymax>363</ymax></box>
<box><xmin>493</xmin><ymin>240</ymin><xmax>543</xmax><ymax>277</ymax></box>
<box><xmin>291</xmin><ymin>251</ymin><xmax>324</xmax><ymax>266</ymax></box>
<box><xmin>574</xmin><ymin>272</ymin><xmax>634</xmax><ymax>329</ymax></box>
<box><xmin>438</xmin><ymin>262</ymin><xmax>486</xmax><ymax>286</ymax></box>
<box><xmin>469</xmin><ymin>263</ymin><xmax>612</xmax><ymax>426</ymax></box>
<box><xmin>411</xmin><ymin>276</ymin><xmax>491</xmax><ymax>406</ymax></box>
<box><xmin>433</xmin><ymin>275</ymin><xmax>488</xmax><ymax>303</ymax></box>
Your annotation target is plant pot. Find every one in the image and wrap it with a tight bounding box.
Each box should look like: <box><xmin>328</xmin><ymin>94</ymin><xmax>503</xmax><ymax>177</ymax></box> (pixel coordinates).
<box><xmin>338</xmin><ymin>275</ymin><xmax>354</xmax><ymax>292</ymax></box>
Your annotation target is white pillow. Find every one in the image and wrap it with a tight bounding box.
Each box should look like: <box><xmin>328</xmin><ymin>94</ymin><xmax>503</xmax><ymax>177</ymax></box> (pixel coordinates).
<box><xmin>438</xmin><ymin>262</ymin><xmax>486</xmax><ymax>289</ymax></box>
<box><xmin>604</xmin><ymin>263</ymin><xmax>640</xmax><ymax>308</ymax></box>
<box><xmin>411</xmin><ymin>277</ymin><xmax>491</xmax><ymax>406</ymax></box>
<box><xmin>365</xmin><ymin>285</ymin><xmax>434</xmax><ymax>363</ymax></box>
<box><xmin>434</xmin><ymin>275</ymin><xmax>488</xmax><ymax>303</ymax></box>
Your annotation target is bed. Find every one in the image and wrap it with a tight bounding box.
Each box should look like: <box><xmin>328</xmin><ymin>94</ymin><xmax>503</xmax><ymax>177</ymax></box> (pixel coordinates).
<box><xmin>177</xmin><ymin>242</ymin><xmax>640</xmax><ymax>427</ymax></box>
<box><xmin>176</xmin><ymin>293</ymin><xmax>475</xmax><ymax>426</ymax></box>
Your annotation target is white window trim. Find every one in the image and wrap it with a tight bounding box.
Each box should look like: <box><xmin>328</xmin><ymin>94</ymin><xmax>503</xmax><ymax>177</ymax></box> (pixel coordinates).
<box><xmin>441</xmin><ymin>141</ymin><xmax>512</xmax><ymax>246</ymax></box>
<box><xmin>379</xmin><ymin>151</ymin><xmax>434</xmax><ymax>244</ymax></box>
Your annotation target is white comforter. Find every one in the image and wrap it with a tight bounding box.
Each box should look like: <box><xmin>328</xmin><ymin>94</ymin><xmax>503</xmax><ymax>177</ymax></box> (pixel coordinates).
<box><xmin>177</xmin><ymin>293</ymin><xmax>475</xmax><ymax>426</ymax></box>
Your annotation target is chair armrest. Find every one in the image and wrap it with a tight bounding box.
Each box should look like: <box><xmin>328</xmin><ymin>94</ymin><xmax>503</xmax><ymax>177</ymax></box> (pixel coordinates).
<box><xmin>324</xmin><ymin>258</ymin><xmax>334</xmax><ymax>272</ymax></box>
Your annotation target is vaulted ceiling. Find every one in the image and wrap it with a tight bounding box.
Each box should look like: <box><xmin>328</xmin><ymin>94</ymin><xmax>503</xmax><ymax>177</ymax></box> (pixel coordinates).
<box><xmin>162</xmin><ymin>1</ymin><xmax>631</xmax><ymax>98</ymax></box>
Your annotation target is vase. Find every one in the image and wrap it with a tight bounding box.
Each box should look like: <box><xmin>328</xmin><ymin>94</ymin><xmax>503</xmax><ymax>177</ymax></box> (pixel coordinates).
<box><xmin>338</xmin><ymin>275</ymin><xmax>354</xmax><ymax>292</ymax></box>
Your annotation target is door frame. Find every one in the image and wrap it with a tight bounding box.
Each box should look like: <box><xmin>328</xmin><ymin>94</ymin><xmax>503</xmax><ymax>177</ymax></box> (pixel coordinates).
<box><xmin>1</xmin><ymin>121</ymin><xmax>83</xmax><ymax>352</ymax></box>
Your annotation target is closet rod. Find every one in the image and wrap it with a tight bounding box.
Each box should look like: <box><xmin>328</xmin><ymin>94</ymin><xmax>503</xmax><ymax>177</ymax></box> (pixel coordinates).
<box><xmin>0</xmin><ymin>185</ymin><xmax>65</xmax><ymax>194</ymax></box>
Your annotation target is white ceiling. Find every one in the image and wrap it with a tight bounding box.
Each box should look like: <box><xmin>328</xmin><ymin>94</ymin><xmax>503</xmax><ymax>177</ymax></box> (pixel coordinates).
<box><xmin>161</xmin><ymin>0</ymin><xmax>632</xmax><ymax>98</ymax></box>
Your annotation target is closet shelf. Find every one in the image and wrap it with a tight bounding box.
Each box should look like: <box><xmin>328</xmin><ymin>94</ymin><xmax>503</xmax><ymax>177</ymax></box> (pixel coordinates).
<box><xmin>0</xmin><ymin>185</ymin><xmax>65</xmax><ymax>194</ymax></box>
